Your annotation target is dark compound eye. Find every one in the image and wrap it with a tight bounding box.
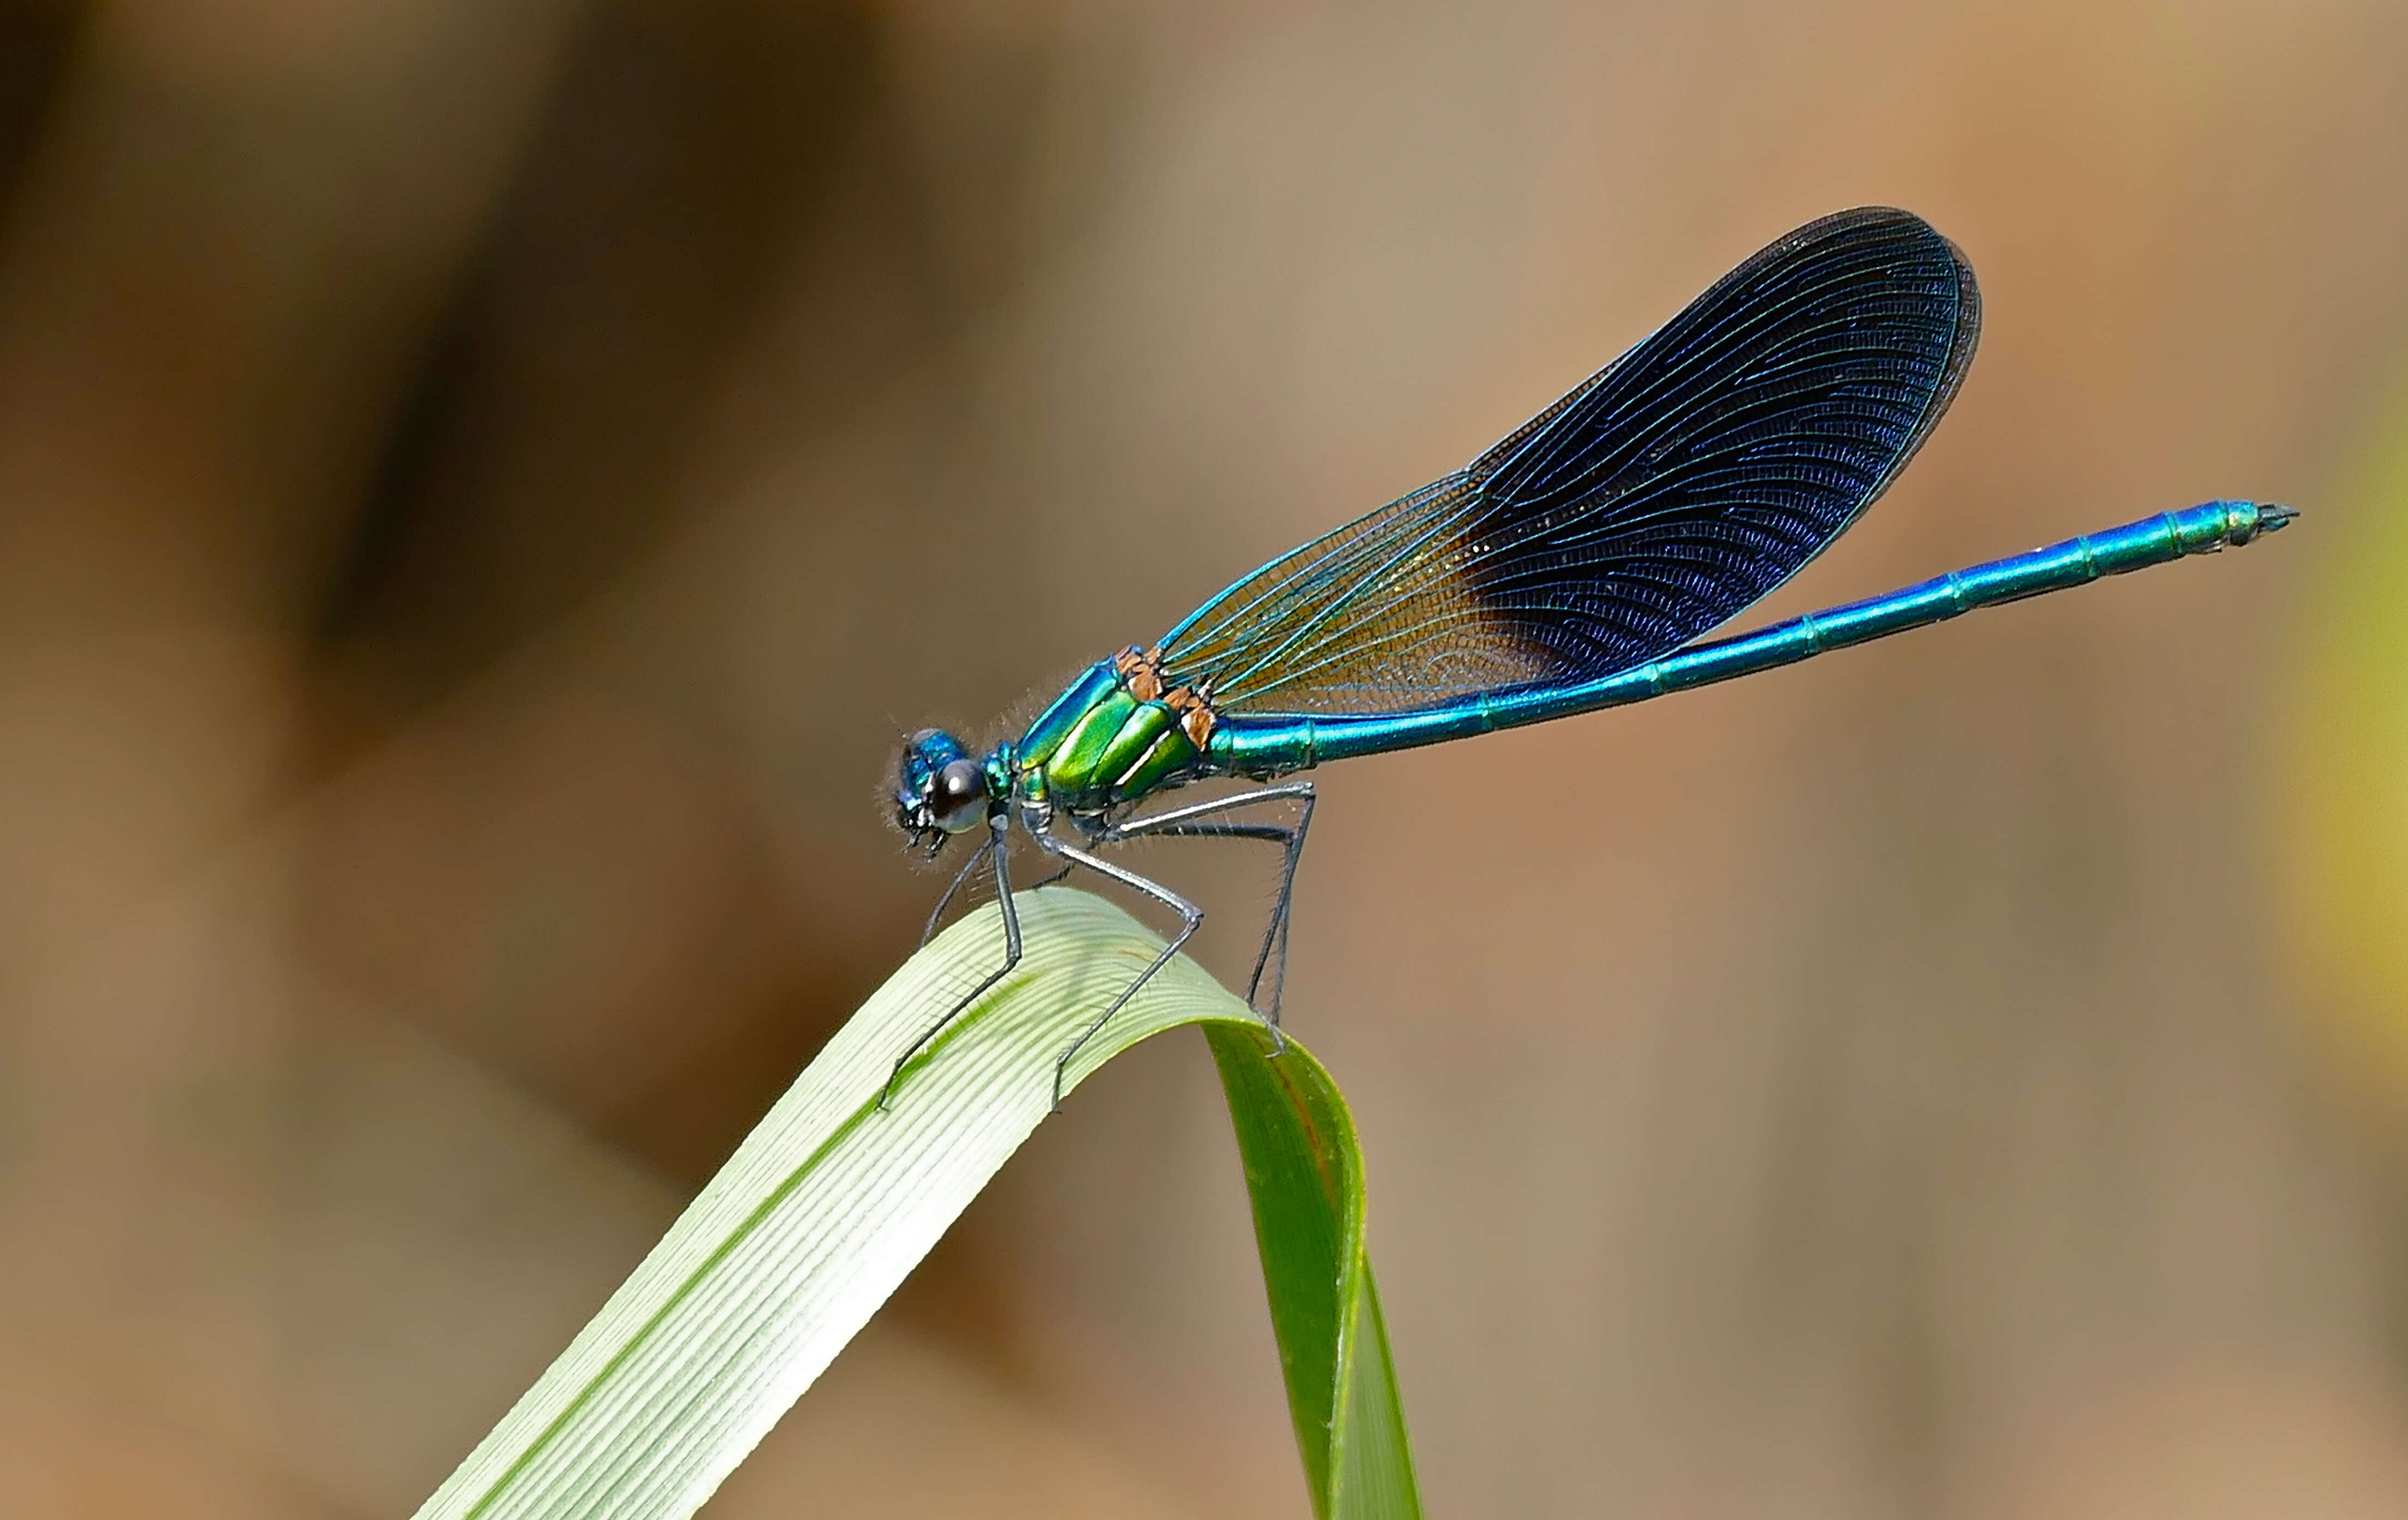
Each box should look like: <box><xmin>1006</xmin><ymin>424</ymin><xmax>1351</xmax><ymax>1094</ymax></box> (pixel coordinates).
<box><xmin>930</xmin><ymin>757</ymin><xmax>988</xmax><ymax>833</ymax></box>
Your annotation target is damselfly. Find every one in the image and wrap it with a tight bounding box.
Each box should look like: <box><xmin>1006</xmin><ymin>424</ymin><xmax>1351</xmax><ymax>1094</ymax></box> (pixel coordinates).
<box><xmin>888</xmin><ymin>207</ymin><xmax>2292</xmax><ymax>1108</ymax></box>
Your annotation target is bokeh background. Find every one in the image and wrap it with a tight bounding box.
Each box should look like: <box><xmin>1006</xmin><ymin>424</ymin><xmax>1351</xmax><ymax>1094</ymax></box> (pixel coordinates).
<box><xmin>3</xmin><ymin>0</ymin><xmax>2407</xmax><ymax>1515</ymax></box>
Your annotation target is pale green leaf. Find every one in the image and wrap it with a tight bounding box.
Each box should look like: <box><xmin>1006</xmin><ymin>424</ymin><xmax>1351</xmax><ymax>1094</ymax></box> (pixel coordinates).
<box><xmin>412</xmin><ymin>885</ymin><xmax>1418</xmax><ymax>1520</ymax></box>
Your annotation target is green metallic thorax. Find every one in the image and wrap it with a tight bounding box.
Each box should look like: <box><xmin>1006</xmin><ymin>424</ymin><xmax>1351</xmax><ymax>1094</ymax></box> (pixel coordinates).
<box><xmin>1014</xmin><ymin>655</ymin><xmax>1214</xmax><ymax>816</ymax></box>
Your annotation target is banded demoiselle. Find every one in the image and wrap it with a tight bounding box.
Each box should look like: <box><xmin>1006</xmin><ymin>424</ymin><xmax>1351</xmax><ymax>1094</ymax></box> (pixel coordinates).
<box><xmin>888</xmin><ymin>207</ymin><xmax>2293</xmax><ymax>1109</ymax></box>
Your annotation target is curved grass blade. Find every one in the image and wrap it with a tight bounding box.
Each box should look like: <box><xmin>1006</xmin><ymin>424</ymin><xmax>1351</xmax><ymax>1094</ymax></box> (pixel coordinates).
<box><xmin>409</xmin><ymin>885</ymin><xmax>1417</xmax><ymax>1520</ymax></box>
<box><xmin>1206</xmin><ymin>1024</ymin><xmax>1419</xmax><ymax>1518</ymax></box>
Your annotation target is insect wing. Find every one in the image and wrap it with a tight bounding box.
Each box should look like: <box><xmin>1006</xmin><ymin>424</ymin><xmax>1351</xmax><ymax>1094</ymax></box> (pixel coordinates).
<box><xmin>1157</xmin><ymin>207</ymin><xmax>1980</xmax><ymax>717</ymax></box>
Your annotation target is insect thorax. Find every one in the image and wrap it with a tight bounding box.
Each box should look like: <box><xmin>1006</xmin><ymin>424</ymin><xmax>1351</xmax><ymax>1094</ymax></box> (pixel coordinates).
<box><xmin>1014</xmin><ymin>647</ymin><xmax>1220</xmax><ymax>812</ymax></box>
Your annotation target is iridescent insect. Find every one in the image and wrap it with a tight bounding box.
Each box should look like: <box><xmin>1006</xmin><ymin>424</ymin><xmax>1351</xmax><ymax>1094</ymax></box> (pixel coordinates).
<box><xmin>890</xmin><ymin>207</ymin><xmax>2292</xmax><ymax>1108</ymax></box>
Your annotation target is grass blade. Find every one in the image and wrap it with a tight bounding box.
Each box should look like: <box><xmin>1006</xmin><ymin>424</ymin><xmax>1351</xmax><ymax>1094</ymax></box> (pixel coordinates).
<box><xmin>410</xmin><ymin>885</ymin><xmax>1418</xmax><ymax>1520</ymax></box>
<box><xmin>1208</xmin><ymin>1024</ymin><xmax>1421</xmax><ymax>1518</ymax></box>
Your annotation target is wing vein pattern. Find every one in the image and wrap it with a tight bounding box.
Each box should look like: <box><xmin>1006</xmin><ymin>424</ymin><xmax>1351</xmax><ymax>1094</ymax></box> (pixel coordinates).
<box><xmin>1156</xmin><ymin>207</ymin><xmax>1980</xmax><ymax>718</ymax></box>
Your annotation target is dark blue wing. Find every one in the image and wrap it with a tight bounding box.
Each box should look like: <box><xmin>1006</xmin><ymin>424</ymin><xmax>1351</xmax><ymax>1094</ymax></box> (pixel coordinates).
<box><xmin>1156</xmin><ymin>207</ymin><xmax>1980</xmax><ymax>716</ymax></box>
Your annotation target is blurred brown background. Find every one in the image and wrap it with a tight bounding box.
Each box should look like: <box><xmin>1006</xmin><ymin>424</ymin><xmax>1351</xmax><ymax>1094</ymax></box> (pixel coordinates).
<box><xmin>3</xmin><ymin>0</ymin><xmax>2406</xmax><ymax>1515</ymax></box>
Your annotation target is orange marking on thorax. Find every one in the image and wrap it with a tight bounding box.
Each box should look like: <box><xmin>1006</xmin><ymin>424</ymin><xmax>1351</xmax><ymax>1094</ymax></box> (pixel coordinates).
<box><xmin>1115</xmin><ymin>645</ymin><xmax>1217</xmax><ymax>747</ymax></box>
<box><xmin>1164</xmin><ymin>685</ymin><xmax>1216</xmax><ymax>747</ymax></box>
<box><xmin>1114</xmin><ymin>644</ymin><xmax>1166</xmax><ymax>703</ymax></box>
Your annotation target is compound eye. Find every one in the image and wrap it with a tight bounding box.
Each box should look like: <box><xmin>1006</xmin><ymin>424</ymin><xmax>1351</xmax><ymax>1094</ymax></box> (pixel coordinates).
<box><xmin>931</xmin><ymin>757</ymin><xmax>988</xmax><ymax>833</ymax></box>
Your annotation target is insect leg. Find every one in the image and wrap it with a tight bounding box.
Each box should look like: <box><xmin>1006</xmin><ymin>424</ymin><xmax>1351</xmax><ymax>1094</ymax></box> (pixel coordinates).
<box><xmin>1030</xmin><ymin>825</ymin><xmax>1202</xmax><ymax>1112</ymax></box>
<box><xmin>1098</xmin><ymin>781</ymin><xmax>1315</xmax><ymax>1037</ymax></box>
<box><xmin>883</xmin><ymin>814</ymin><xmax>1020</xmax><ymax>1110</ymax></box>
<box><xmin>920</xmin><ymin>831</ymin><xmax>994</xmax><ymax>948</ymax></box>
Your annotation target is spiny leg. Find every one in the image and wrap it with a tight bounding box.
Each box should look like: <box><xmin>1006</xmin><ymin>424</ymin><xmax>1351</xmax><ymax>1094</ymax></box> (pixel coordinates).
<box><xmin>1098</xmin><ymin>781</ymin><xmax>1315</xmax><ymax>1035</ymax></box>
<box><xmin>1137</xmin><ymin>825</ymin><xmax>1292</xmax><ymax>1044</ymax></box>
<box><xmin>920</xmin><ymin>831</ymin><xmax>994</xmax><ymax>949</ymax></box>
<box><xmin>1032</xmin><ymin>827</ymin><xmax>1202</xmax><ymax>1112</ymax></box>
<box><xmin>883</xmin><ymin>815</ymin><xmax>1019</xmax><ymax>1110</ymax></box>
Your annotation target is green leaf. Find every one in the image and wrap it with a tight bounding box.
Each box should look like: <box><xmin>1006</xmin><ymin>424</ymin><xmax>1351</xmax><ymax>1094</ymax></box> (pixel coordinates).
<box><xmin>1206</xmin><ymin>1024</ymin><xmax>1419</xmax><ymax>1518</ymax></box>
<box><xmin>410</xmin><ymin>885</ymin><xmax>1419</xmax><ymax>1520</ymax></box>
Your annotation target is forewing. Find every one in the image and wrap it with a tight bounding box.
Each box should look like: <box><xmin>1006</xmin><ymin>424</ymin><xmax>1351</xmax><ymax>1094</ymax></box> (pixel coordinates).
<box><xmin>1156</xmin><ymin>207</ymin><xmax>1980</xmax><ymax>717</ymax></box>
